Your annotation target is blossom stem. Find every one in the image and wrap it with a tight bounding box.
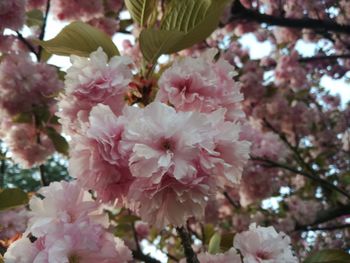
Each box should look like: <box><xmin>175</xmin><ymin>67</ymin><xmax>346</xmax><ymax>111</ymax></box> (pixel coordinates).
<box><xmin>176</xmin><ymin>226</ymin><xmax>200</xmax><ymax>263</ymax></box>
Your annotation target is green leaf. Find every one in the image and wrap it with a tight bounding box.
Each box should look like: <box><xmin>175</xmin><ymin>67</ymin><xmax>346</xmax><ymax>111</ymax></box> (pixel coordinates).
<box><xmin>35</xmin><ymin>21</ymin><xmax>119</xmax><ymax>58</ymax></box>
<box><xmin>45</xmin><ymin>127</ymin><xmax>69</xmax><ymax>156</ymax></box>
<box><xmin>139</xmin><ymin>0</ymin><xmax>229</xmax><ymax>63</ymax></box>
<box><xmin>139</xmin><ymin>29</ymin><xmax>185</xmax><ymax>63</ymax></box>
<box><xmin>208</xmin><ymin>232</ymin><xmax>221</xmax><ymax>254</ymax></box>
<box><xmin>12</xmin><ymin>112</ymin><xmax>33</xmax><ymax>124</ymax></box>
<box><xmin>304</xmin><ymin>249</ymin><xmax>350</xmax><ymax>263</ymax></box>
<box><xmin>203</xmin><ymin>224</ymin><xmax>215</xmax><ymax>244</ymax></box>
<box><xmin>125</xmin><ymin>0</ymin><xmax>156</xmax><ymax>27</ymax></box>
<box><xmin>0</xmin><ymin>188</ymin><xmax>29</xmax><ymax>211</ymax></box>
<box><xmin>26</xmin><ymin>9</ymin><xmax>43</xmax><ymax>27</ymax></box>
<box><xmin>117</xmin><ymin>215</ymin><xmax>141</xmax><ymax>224</ymax></box>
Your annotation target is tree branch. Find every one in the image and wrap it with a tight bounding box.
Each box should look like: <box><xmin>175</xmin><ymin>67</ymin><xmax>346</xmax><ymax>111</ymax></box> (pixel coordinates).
<box><xmin>251</xmin><ymin>156</ymin><xmax>350</xmax><ymax>200</ymax></box>
<box><xmin>132</xmin><ymin>250</ymin><xmax>162</xmax><ymax>263</ymax></box>
<box><xmin>15</xmin><ymin>31</ymin><xmax>39</xmax><ymax>59</ymax></box>
<box><xmin>176</xmin><ymin>227</ymin><xmax>199</xmax><ymax>263</ymax></box>
<box><xmin>295</xmin><ymin>204</ymin><xmax>350</xmax><ymax>231</ymax></box>
<box><xmin>298</xmin><ymin>223</ymin><xmax>350</xmax><ymax>232</ymax></box>
<box><xmin>230</xmin><ymin>0</ymin><xmax>350</xmax><ymax>35</ymax></box>
<box><xmin>38</xmin><ymin>0</ymin><xmax>51</xmax><ymax>61</ymax></box>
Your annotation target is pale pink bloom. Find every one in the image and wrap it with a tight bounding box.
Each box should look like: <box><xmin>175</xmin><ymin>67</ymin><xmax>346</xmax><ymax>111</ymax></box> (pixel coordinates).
<box><xmin>51</xmin><ymin>0</ymin><xmax>103</xmax><ymax>20</ymax></box>
<box><xmin>342</xmin><ymin>129</ymin><xmax>350</xmax><ymax>151</ymax></box>
<box><xmin>234</xmin><ymin>223</ymin><xmax>298</xmax><ymax>263</ymax></box>
<box><xmin>135</xmin><ymin>221</ymin><xmax>150</xmax><ymax>239</ymax></box>
<box><xmin>239</xmin><ymin>164</ymin><xmax>279</xmax><ymax>207</ymax></box>
<box><xmin>0</xmin><ymin>54</ymin><xmax>62</xmax><ymax>117</ymax></box>
<box><xmin>88</xmin><ymin>17</ymin><xmax>119</xmax><ymax>36</ymax></box>
<box><xmin>0</xmin><ymin>206</ymin><xmax>28</xmax><ymax>240</ymax></box>
<box><xmin>121</xmin><ymin>102</ymin><xmax>250</xmax><ymax>227</ymax></box>
<box><xmin>104</xmin><ymin>0</ymin><xmax>123</xmax><ymax>12</ymax></box>
<box><xmin>33</xmin><ymin>221</ymin><xmax>131</xmax><ymax>263</ymax></box>
<box><xmin>285</xmin><ymin>196</ymin><xmax>321</xmax><ymax>225</ymax></box>
<box><xmin>28</xmin><ymin>181</ymin><xmax>107</xmax><ymax>237</ymax></box>
<box><xmin>69</xmin><ymin>104</ymin><xmax>134</xmax><ymax>203</ymax></box>
<box><xmin>197</xmin><ymin>248</ymin><xmax>241</xmax><ymax>263</ymax></box>
<box><xmin>3</xmin><ymin>123</ymin><xmax>55</xmax><ymax>168</ymax></box>
<box><xmin>6</xmin><ymin>221</ymin><xmax>131</xmax><ymax>263</ymax></box>
<box><xmin>57</xmin><ymin>47</ymin><xmax>133</xmax><ymax>135</ymax></box>
<box><xmin>274</xmin><ymin>51</ymin><xmax>308</xmax><ymax>90</ymax></box>
<box><xmin>121</xmin><ymin>40</ymin><xmax>142</xmax><ymax>68</ymax></box>
<box><xmin>240</xmin><ymin>123</ymin><xmax>286</xmax><ymax>161</ymax></box>
<box><xmin>4</xmin><ymin>237</ymin><xmax>39</xmax><ymax>263</ymax></box>
<box><xmin>273</xmin><ymin>27</ymin><xmax>300</xmax><ymax>44</ymax></box>
<box><xmin>0</xmin><ymin>0</ymin><xmax>25</xmax><ymax>31</ymax></box>
<box><xmin>26</xmin><ymin>0</ymin><xmax>46</xmax><ymax>9</ymax></box>
<box><xmin>156</xmin><ymin>49</ymin><xmax>244</xmax><ymax>121</ymax></box>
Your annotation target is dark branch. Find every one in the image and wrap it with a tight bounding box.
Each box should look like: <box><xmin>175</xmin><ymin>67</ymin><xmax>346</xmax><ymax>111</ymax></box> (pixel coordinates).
<box><xmin>298</xmin><ymin>223</ymin><xmax>350</xmax><ymax>232</ymax></box>
<box><xmin>230</xmin><ymin>0</ymin><xmax>350</xmax><ymax>35</ymax></box>
<box><xmin>251</xmin><ymin>156</ymin><xmax>350</xmax><ymax>200</ymax></box>
<box><xmin>176</xmin><ymin>227</ymin><xmax>199</xmax><ymax>263</ymax></box>
<box><xmin>38</xmin><ymin>0</ymin><xmax>51</xmax><ymax>61</ymax></box>
<box><xmin>223</xmin><ymin>191</ymin><xmax>241</xmax><ymax>209</ymax></box>
<box><xmin>132</xmin><ymin>250</ymin><xmax>162</xmax><ymax>263</ymax></box>
<box><xmin>295</xmin><ymin>204</ymin><xmax>350</xmax><ymax>231</ymax></box>
<box><xmin>15</xmin><ymin>31</ymin><xmax>39</xmax><ymax>59</ymax></box>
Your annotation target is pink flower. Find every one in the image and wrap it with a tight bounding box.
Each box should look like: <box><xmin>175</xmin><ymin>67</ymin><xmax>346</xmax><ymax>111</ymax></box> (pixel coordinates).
<box><xmin>156</xmin><ymin>49</ymin><xmax>244</xmax><ymax>121</ymax></box>
<box><xmin>57</xmin><ymin>48</ymin><xmax>133</xmax><ymax>135</ymax></box>
<box><xmin>69</xmin><ymin>104</ymin><xmax>134</xmax><ymax>203</ymax></box>
<box><xmin>134</xmin><ymin>221</ymin><xmax>150</xmax><ymax>239</ymax></box>
<box><xmin>0</xmin><ymin>206</ymin><xmax>28</xmax><ymax>240</ymax></box>
<box><xmin>87</xmin><ymin>17</ymin><xmax>119</xmax><ymax>36</ymax></box>
<box><xmin>197</xmin><ymin>248</ymin><xmax>241</xmax><ymax>263</ymax></box>
<box><xmin>28</xmin><ymin>181</ymin><xmax>107</xmax><ymax>237</ymax></box>
<box><xmin>234</xmin><ymin>223</ymin><xmax>298</xmax><ymax>263</ymax></box>
<box><xmin>4</xmin><ymin>237</ymin><xmax>39</xmax><ymax>263</ymax></box>
<box><xmin>3</xmin><ymin>123</ymin><xmax>55</xmax><ymax>168</ymax></box>
<box><xmin>121</xmin><ymin>102</ymin><xmax>250</xmax><ymax>227</ymax></box>
<box><xmin>51</xmin><ymin>0</ymin><xmax>104</xmax><ymax>20</ymax></box>
<box><xmin>0</xmin><ymin>0</ymin><xmax>25</xmax><ymax>31</ymax></box>
<box><xmin>0</xmin><ymin>54</ymin><xmax>62</xmax><ymax>117</ymax></box>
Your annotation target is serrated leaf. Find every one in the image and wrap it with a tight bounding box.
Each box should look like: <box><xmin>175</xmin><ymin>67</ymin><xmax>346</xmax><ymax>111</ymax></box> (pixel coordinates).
<box><xmin>45</xmin><ymin>127</ymin><xmax>69</xmax><ymax>156</ymax></box>
<box><xmin>140</xmin><ymin>0</ymin><xmax>229</xmax><ymax>63</ymax></box>
<box><xmin>304</xmin><ymin>249</ymin><xmax>350</xmax><ymax>263</ymax></box>
<box><xmin>26</xmin><ymin>9</ymin><xmax>43</xmax><ymax>27</ymax></box>
<box><xmin>208</xmin><ymin>233</ymin><xmax>221</xmax><ymax>254</ymax></box>
<box><xmin>0</xmin><ymin>188</ymin><xmax>29</xmax><ymax>211</ymax></box>
<box><xmin>35</xmin><ymin>21</ymin><xmax>119</xmax><ymax>58</ymax></box>
<box><xmin>125</xmin><ymin>0</ymin><xmax>156</xmax><ymax>27</ymax></box>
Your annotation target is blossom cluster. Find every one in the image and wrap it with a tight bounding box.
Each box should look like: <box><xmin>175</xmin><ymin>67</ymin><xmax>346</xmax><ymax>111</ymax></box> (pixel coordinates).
<box><xmin>0</xmin><ymin>52</ymin><xmax>62</xmax><ymax>168</ymax></box>
<box><xmin>183</xmin><ymin>223</ymin><xmax>298</xmax><ymax>263</ymax></box>
<box><xmin>59</xmin><ymin>48</ymin><xmax>251</xmax><ymax>228</ymax></box>
<box><xmin>4</xmin><ymin>181</ymin><xmax>132</xmax><ymax>263</ymax></box>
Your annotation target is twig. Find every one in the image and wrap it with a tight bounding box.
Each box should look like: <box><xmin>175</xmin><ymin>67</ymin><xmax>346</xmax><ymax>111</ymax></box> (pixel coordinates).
<box><xmin>38</xmin><ymin>0</ymin><xmax>51</xmax><ymax>61</ymax></box>
<box><xmin>251</xmin><ymin>156</ymin><xmax>350</xmax><ymax>200</ymax></box>
<box><xmin>132</xmin><ymin>250</ymin><xmax>162</xmax><ymax>263</ymax></box>
<box><xmin>15</xmin><ymin>31</ymin><xmax>39</xmax><ymax>59</ymax></box>
<box><xmin>176</xmin><ymin>227</ymin><xmax>199</xmax><ymax>263</ymax></box>
<box><xmin>223</xmin><ymin>191</ymin><xmax>241</xmax><ymax>209</ymax></box>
